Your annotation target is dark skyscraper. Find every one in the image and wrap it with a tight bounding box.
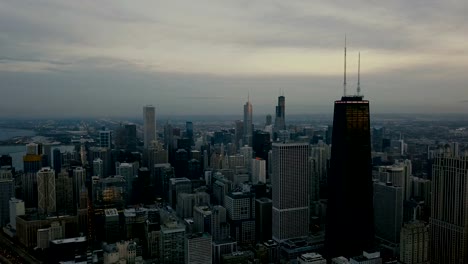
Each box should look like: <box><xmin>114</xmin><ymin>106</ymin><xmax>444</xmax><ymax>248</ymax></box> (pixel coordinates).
<box><xmin>243</xmin><ymin>99</ymin><xmax>253</xmax><ymax>147</ymax></box>
<box><xmin>325</xmin><ymin>95</ymin><xmax>374</xmax><ymax>258</ymax></box>
<box><xmin>274</xmin><ymin>95</ymin><xmax>286</xmax><ymax>134</ymax></box>
<box><xmin>186</xmin><ymin>121</ymin><xmax>194</xmax><ymax>146</ymax></box>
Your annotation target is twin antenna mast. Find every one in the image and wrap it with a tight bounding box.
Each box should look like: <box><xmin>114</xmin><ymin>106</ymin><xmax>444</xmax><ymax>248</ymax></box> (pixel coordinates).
<box><xmin>343</xmin><ymin>36</ymin><xmax>362</xmax><ymax>97</ymax></box>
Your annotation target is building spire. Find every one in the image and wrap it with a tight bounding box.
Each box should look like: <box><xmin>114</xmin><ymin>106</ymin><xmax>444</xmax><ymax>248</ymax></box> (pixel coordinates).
<box><xmin>248</xmin><ymin>90</ymin><xmax>250</xmax><ymax>103</ymax></box>
<box><xmin>357</xmin><ymin>52</ymin><xmax>361</xmax><ymax>96</ymax></box>
<box><xmin>343</xmin><ymin>35</ymin><xmax>347</xmax><ymax>97</ymax></box>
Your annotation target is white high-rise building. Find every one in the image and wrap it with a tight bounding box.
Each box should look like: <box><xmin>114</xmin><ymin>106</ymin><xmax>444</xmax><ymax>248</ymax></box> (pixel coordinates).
<box><xmin>143</xmin><ymin>105</ymin><xmax>156</xmax><ymax>148</ymax></box>
<box><xmin>251</xmin><ymin>158</ymin><xmax>266</xmax><ymax>184</ymax></box>
<box><xmin>9</xmin><ymin>198</ymin><xmax>25</xmax><ymax>230</ymax></box>
<box><xmin>272</xmin><ymin>143</ymin><xmax>310</xmax><ymax>241</ymax></box>
<box><xmin>37</xmin><ymin>167</ymin><xmax>56</xmax><ymax>215</ymax></box>
<box><xmin>430</xmin><ymin>155</ymin><xmax>468</xmax><ymax>264</ymax></box>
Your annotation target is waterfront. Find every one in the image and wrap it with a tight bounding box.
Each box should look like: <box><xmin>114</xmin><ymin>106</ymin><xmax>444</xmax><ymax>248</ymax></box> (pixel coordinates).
<box><xmin>0</xmin><ymin>128</ymin><xmax>35</xmax><ymax>141</ymax></box>
<box><xmin>0</xmin><ymin>145</ymin><xmax>76</xmax><ymax>171</ymax></box>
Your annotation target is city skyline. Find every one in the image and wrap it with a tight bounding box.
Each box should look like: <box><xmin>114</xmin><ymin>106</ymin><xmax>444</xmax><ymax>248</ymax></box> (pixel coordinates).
<box><xmin>1</xmin><ymin>1</ymin><xmax>468</xmax><ymax>117</ymax></box>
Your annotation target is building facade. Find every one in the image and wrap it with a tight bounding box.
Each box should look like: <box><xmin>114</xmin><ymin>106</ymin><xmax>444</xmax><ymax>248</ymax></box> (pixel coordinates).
<box><xmin>272</xmin><ymin>143</ymin><xmax>310</xmax><ymax>241</ymax></box>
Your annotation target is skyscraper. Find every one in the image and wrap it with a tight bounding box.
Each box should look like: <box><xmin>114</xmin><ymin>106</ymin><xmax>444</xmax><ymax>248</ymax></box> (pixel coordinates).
<box><xmin>326</xmin><ymin>95</ymin><xmax>374</xmax><ymax>258</ymax></box>
<box><xmin>143</xmin><ymin>105</ymin><xmax>156</xmax><ymax>148</ymax></box>
<box><xmin>272</xmin><ymin>143</ymin><xmax>310</xmax><ymax>242</ymax></box>
<box><xmin>186</xmin><ymin>121</ymin><xmax>194</xmax><ymax>146</ymax></box>
<box><xmin>0</xmin><ymin>168</ymin><xmax>14</xmax><ymax>226</ymax></box>
<box><xmin>243</xmin><ymin>99</ymin><xmax>253</xmax><ymax>147</ymax></box>
<box><xmin>37</xmin><ymin>167</ymin><xmax>56</xmax><ymax>215</ymax></box>
<box><xmin>99</xmin><ymin>129</ymin><xmax>112</xmax><ymax>149</ymax></box>
<box><xmin>274</xmin><ymin>96</ymin><xmax>286</xmax><ymax>135</ymax></box>
<box><xmin>430</xmin><ymin>155</ymin><xmax>468</xmax><ymax>264</ymax></box>
<box><xmin>373</xmin><ymin>182</ymin><xmax>403</xmax><ymax>244</ymax></box>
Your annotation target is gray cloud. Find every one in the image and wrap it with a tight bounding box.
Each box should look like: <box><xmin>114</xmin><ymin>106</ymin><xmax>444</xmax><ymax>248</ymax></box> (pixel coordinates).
<box><xmin>0</xmin><ymin>0</ymin><xmax>467</xmax><ymax>117</ymax></box>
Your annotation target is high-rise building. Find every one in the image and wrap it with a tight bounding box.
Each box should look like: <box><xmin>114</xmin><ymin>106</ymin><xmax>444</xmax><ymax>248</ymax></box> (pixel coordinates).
<box><xmin>185</xmin><ymin>232</ymin><xmax>212</xmax><ymax>264</ymax></box>
<box><xmin>253</xmin><ymin>130</ymin><xmax>271</xmax><ymax>161</ymax></box>
<box><xmin>186</xmin><ymin>121</ymin><xmax>194</xmax><ymax>146</ymax></box>
<box><xmin>243</xmin><ymin>99</ymin><xmax>253</xmax><ymax>147</ymax></box>
<box><xmin>373</xmin><ymin>182</ymin><xmax>403</xmax><ymax>244</ymax></box>
<box><xmin>37</xmin><ymin>167</ymin><xmax>56</xmax><ymax>215</ymax></box>
<box><xmin>143</xmin><ymin>105</ymin><xmax>156</xmax><ymax>148</ymax></box>
<box><xmin>52</xmin><ymin>148</ymin><xmax>62</xmax><ymax>173</ymax></box>
<box><xmin>55</xmin><ymin>170</ymin><xmax>73</xmax><ymax>214</ymax></box>
<box><xmin>255</xmin><ymin>198</ymin><xmax>272</xmax><ymax>243</ymax></box>
<box><xmin>117</xmin><ymin>162</ymin><xmax>135</xmax><ymax>201</ymax></box>
<box><xmin>169</xmin><ymin>177</ymin><xmax>192</xmax><ymax>209</ymax></box>
<box><xmin>9</xmin><ymin>198</ymin><xmax>25</xmax><ymax>231</ymax></box>
<box><xmin>274</xmin><ymin>96</ymin><xmax>286</xmax><ymax>135</ymax></box>
<box><xmin>430</xmin><ymin>155</ymin><xmax>468</xmax><ymax>263</ymax></box>
<box><xmin>160</xmin><ymin>221</ymin><xmax>186</xmax><ymax>264</ymax></box>
<box><xmin>99</xmin><ymin>129</ymin><xmax>112</xmax><ymax>149</ymax></box>
<box><xmin>272</xmin><ymin>143</ymin><xmax>310</xmax><ymax>242</ymax></box>
<box><xmin>400</xmin><ymin>221</ymin><xmax>429</xmax><ymax>264</ymax></box>
<box><xmin>93</xmin><ymin>158</ymin><xmax>103</xmax><ymax>177</ymax></box>
<box><xmin>0</xmin><ymin>168</ymin><xmax>14</xmax><ymax>226</ymax></box>
<box><xmin>73</xmin><ymin>167</ymin><xmax>86</xmax><ymax>209</ymax></box>
<box><xmin>251</xmin><ymin>158</ymin><xmax>266</xmax><ymax>184</ymax></box>
<box><xmin>224</xmin><ymin>192</ymin><xmax>256</xmax><ymax>245</ymax></box>
<box><xmin>326</xmin><ymin>95</ymin><xmax>374</xmax><ymax>258</ymax></box>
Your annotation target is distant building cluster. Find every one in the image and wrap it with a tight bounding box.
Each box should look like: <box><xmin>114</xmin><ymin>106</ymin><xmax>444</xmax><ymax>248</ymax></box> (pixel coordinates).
<box><xmin>0</xmin><ymin>67</ymin><xmax>467</xmax><ymax>264</ymax></box>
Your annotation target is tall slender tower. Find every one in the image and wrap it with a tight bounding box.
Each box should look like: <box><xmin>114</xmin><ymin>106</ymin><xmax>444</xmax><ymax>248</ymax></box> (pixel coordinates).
<box><xmin>143</xmin><ymin>105</ymin><xmax>156</xmax><ymax>148</ymax></box>
<box><xmin>274</xmin><ymin>95</ymin><xmax>286</xmax><ymax>134</ymax></box>
<box><xmin>326</xmin><ymin>48</ymin><xmax>374</xmax><ymax>258</ymax></box>
<box><xmin>243</xmin><ymin>96</ymin><xmax>253</xmax><ymax>147</ymax></box>
<box><xmin>430</xmin><ymin>155</ymin><xmax>468</xmax><ymax>264</ymax></box>
<box><xmin>272</xmin><ymin>143</ymin><xmax>310</xmax><ymax>242</ymax></box>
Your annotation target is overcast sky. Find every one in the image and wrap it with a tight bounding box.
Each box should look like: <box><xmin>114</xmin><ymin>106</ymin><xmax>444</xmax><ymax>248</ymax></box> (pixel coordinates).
<box><xmin>1</xmin><ymin>0</ymin><xmax>468</xmax><ymax>118</ymax></box>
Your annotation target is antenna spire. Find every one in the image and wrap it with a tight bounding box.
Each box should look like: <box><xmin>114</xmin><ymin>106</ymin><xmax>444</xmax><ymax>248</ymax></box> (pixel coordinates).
<box><xmin>248</xmin><ymin>90</ymin><xmax>250</xmax><ymax>102</ymax></box>
<box><xmin>343</xmin><ymin>35</ymin><xmax>347</xmax><ymax>97</ymax></box>
<box><xmin>357</xmin><ymin>52</ymin><xmax>361</xmax><ymax>96</ymax></box>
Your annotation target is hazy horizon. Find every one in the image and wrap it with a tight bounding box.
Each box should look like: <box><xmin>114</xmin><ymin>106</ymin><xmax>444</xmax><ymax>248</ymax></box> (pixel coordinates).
<box><xmin>1</xmin><ymin>1</ymin><xmax>468</xmax><ymax>118</ymax></box>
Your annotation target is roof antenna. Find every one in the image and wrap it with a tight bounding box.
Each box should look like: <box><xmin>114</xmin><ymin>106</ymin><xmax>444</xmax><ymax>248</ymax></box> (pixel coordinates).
<box><xmin>357</xmin><ymin>52</ymin><xmax>361</xmax><ymax>96</ymax></box>
<box><xmin>343</xmin><ymin>35</ymin><xmax>347</xmax><ymax>97</ymax></box>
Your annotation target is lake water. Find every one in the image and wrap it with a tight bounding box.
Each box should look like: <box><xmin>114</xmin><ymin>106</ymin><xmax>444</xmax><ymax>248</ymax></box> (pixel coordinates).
<box><xmin>0</xmin><ymin>128</ymin><xmax>35</xmax><ymax>141</ymax></box>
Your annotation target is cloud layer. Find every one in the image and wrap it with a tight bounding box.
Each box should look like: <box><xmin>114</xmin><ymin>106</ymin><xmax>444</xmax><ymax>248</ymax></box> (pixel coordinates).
<box><xmin>1</xmin><ymin>0</ymin><xmax>468</xmax><ymax>117</ymax></box>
